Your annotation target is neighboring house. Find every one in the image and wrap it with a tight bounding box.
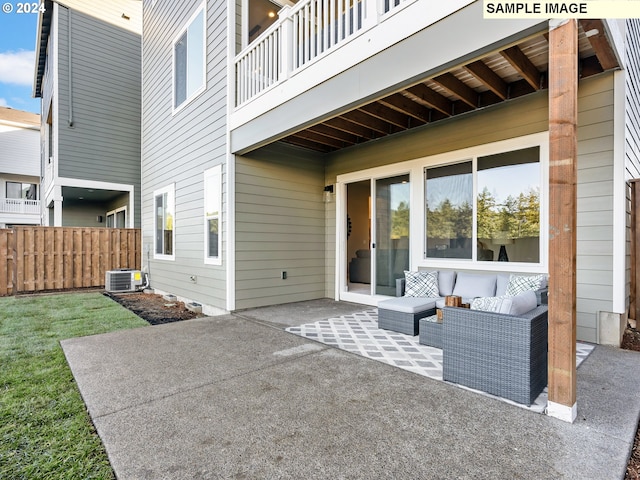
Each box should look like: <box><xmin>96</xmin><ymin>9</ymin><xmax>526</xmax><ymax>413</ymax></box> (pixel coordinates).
<box><xmin>33</xmin><ymin>0</ymin><xmax>141</xmax><ymax>228</ymax></box>
<box><xmin>142</xmin><ymin>1</ymin><xmax>640</xmax><ymax>420</ymax></box>
<box><xmin>0</xmin><ymin>107</ymin><xmax>41</xmax><ymax>228</ymax></box>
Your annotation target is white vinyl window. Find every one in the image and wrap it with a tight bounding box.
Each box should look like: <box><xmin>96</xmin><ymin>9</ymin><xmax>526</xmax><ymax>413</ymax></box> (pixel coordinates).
<box><xmin>154</xmin><ymin>184</ymin><xmax>175</xmax><ymax>260</ymax></box>
<box><xmin>425</xmin><ymin>146</ymin><xmax>542</xmax><ymax>264</ymax></box>
<box><xmin>204</xmin><ymin>165</ymin><xmax>222</xmax><ymax>265</ymax></box>
<box><xmin>173</xmin><ymin>3</ymin><xmax>206</xmax><ymax>112</ymax></box>
<box><xmin>106</xmin><ymin>206</ymin><xmax>127</xmax><ymax>228</ymax></box>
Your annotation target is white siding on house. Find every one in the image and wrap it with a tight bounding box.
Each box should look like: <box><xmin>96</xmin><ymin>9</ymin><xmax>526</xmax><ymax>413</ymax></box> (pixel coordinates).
<box><xmin>142</xmin><ymin>0</ymin><xmax>229</xmax><ymax>311</ymax></box>
<box><xmin>0</xmin><ymin>124</ymin><xmax>40</xmax><ymax>177</ymax></box>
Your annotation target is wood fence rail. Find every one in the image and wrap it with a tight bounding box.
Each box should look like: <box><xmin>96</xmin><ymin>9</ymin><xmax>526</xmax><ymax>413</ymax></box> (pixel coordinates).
<box><xmin>0</xmin><ymin>227</ymin><xmax>141</xmax><ymax>296</ymax></box>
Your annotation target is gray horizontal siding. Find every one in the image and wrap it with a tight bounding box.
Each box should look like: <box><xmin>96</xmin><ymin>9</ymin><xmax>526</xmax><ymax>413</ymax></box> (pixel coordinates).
<box><xmin>626</xmin><ymin>20</ymin><xmax>640</xmax><ymax>326</ymax></box>
<box><xmin>235</xmin><ymin>144</ymin><xmax>326</xmax><ymax>309</ymax></box>
<box><xmin>55</xmin><ymin>6</ymin><xmax>141</xmax><ymax>227</ymax></box>
<box><xmin>576</xmin><ymin>74</ymin><xmax>615</xmax><ymax>342</ymax></box>
<box><xmin>142</xmin><ymin>0</ymin><xmax>229</xmax><ymax>310</ymax></box>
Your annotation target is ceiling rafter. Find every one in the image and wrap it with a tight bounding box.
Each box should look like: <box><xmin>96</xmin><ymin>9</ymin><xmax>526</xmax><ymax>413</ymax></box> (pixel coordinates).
<box><xmin>432</xmin><ymin>72</ymin><xmax>479</xmax><ymax>108</ymax></box>
<box><xmin>500</xmin><ymin>45</ymin><xmax>542</xmax><ymax>90</ymax></box>
<box><xmin>340</xmin><ymin>110</ymin><xmax>402</xmax><ymax>135</ymax></box>
<box><xmin>579</xmin><ymin>19</ymin><xmax>620</xmax><ymax>71</ymax></box>
<box><xmin>359</xmin><ymin>103</ymin><xmax>423</xmax><ymax>129</ymax></box>
<box><xmin>404</xmin><ymin>83</ymin><xmax>451</xmax><ymax>116</ymax></box>
<box><xmin>379</xmin><ymin>93</ymin><xmax>432</xmax><ymax>123</ymax></box>
<box><xmin>463</xmin><ymin>60</ymin><xmax>509</xmax><ymax>100</ymax></box>
<box><xmin>275</xmin><ymin>28</ymin><xmax>621</xmax><ymax>153</ymax></box>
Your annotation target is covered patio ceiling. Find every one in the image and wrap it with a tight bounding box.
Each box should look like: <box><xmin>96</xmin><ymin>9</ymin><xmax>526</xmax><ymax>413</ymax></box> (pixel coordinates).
<box><xmin>280</xmin><ymin>19</ymin><xmax>619</xmax><ymax>153</ymax></box>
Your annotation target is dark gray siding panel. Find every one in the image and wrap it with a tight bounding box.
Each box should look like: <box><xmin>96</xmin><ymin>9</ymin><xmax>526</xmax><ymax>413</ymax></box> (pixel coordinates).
<box><xmin>142</xmin><ymin>0</ymin><xmax>229</xmax><ymax>310</ymax></box>
<box><xmin>56</xmin><ymin>7</ymin><xmax>141</xmax><ymax>227</ymax></box>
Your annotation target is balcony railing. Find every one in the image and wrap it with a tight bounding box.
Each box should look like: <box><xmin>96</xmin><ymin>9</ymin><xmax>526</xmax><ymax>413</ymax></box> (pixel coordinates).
<box><xmin>0</xmin><ymin>199</ymin><xmax>41</xmax><ymax>215</ymax></box>
<box><xmin>235</xmin><ymin>0</ymin><xmax>415</xmax><ymax>106</ymax></box>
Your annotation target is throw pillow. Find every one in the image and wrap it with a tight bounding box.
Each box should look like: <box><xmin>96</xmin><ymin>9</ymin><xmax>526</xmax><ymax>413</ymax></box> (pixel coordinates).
<box><xmin>507</xmin><ymin>290</ymin><xmax>537</xmax><ymax>315</ymax></box>
<box><xmin>404</xmin><ymin>270</ymin><xmax>439</xmax><ymax>297</ymax></box>
<box><xmin>470</xmin><ymin>296</ymin><xmax>512</xmax><ymax>314</ymax></box>
<box><xmin>505</xmin><ymin>274</ymin><xmax>546</xmax><ymax>296</ymax></box>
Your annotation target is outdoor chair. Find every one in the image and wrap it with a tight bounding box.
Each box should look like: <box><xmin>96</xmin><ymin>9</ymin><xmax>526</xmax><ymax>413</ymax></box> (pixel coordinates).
<box><xmin>441</xmin><ymin>304</ymin><xmax>548</xmax><ymax>406</ymax></box>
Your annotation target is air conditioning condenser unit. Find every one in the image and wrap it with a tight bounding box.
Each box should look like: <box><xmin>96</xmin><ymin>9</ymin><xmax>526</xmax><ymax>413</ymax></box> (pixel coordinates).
<box><xmin>105</xmin><ymin>269</ymin><xmax>144</xmax><ymax>293</ymax></box>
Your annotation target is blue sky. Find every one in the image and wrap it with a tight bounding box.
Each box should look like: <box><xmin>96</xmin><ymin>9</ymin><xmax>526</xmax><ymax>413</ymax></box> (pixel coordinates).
<box><xmin>0</xmin><ymin>10</ymin><xmax>40</xmax><ymax>113</ymax></box>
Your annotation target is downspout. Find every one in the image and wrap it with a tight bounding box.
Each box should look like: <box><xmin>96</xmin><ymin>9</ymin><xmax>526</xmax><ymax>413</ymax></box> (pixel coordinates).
<box><xmin>67</xmin><ymin>7</ymin><xmax>74</xmax><ymax>127</ymax></box>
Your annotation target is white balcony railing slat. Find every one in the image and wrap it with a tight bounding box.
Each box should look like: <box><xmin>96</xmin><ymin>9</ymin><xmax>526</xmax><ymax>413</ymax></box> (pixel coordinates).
<box><xmin>0</xmin><ymin>199</ymin><xmax>41</xmax><ymax>215</ymax></box>
<box><xmin>235</xmin><ymin>0</ymin><xmax>373</xmax><ymax>106</ymax></box>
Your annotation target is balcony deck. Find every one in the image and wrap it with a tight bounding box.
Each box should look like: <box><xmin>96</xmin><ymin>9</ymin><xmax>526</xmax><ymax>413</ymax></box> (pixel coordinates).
<box><xmin>230</xmin><ymin>1</ymin><xmax>621</xmax><ymax>155</ymax></box>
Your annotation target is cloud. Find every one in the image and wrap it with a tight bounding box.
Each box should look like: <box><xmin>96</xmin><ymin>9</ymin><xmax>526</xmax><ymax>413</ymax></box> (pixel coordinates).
<box><xmin>0</xmin><ymin>98</ymin><xmax>7</xmax><ymax>107</ymax></box>
<box><xmin>0</xmin><ymin>50</ymin><xmax>35</xmax><ymax>86</ymax></box>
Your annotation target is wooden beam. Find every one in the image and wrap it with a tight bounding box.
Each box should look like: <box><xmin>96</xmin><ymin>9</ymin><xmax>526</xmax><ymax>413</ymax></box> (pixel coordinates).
<box><xmin>359</xmin><ymin>103</ymin><xmax>417</xmax><ymax>129</ymax></box>
<box><xmin>404</xmin><ymin>83</ymin><xmax>452</xmax><ymax>116</ymax></box>
<box><xmin>547</xmin><ymin>19</ymin><xmax>578</xmax><ymax>422</ymax></box>
<box><xmin>292</xmin><ymin>129</ymin><xmax>351</xmax><ymax>149</ymax></box>
<box><xmin>308</xmin><ymin>124</ymin><xmax>360</xmax><ymax>144</ymax></box>
<box><xmin>324</xmin><ymin>117</ymin><xmax>378</xmax><ymax>140</ymax></box>
<box><xmin>379</xmin><ymin>93</ymin><xmax>431</xmax><ymax>123</ymax></box>
<box><xmin>281</xmin><ymin>136</ymin><xmax>333</xmax><ymax>152</ymax></box>
<box><xmin>433</xmin><ymin>72</ymin><xmax>478</xmax><ymax>108</ymax></box>
<box><xmin>579</xmin><ymin>19</ymin><xmax>620</xmax><ymax>71</ymax></box>
<box><xmin>464</xmin><ymin>60</ymin><xmax>509</xmax><ymax>100</ymax></box>
<box><xmin>501</xmin><ymin>45</ymin><xmax>541</xmax><ymax>90</ymax></box>
<box><xmin>341</xmin><ymin>110</ymin><xmax>401</xmax><ymax>135</ymax></box>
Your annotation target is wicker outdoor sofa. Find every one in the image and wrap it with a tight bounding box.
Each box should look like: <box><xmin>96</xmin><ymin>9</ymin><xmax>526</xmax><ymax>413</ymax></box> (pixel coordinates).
<box><xmin>377</xmin><ymin>270</ymin><xmax>549</xmax><ymax>405</ymax></box>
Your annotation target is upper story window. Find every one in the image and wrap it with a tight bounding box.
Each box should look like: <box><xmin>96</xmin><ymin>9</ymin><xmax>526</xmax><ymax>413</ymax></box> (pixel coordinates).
<box><xmin>173</xmin><ymin>4</ymin><xmax>206</xmax><ymax>111</ymax></box>
<box><xmin>425</xmin><ymin>146</ymin><xmax>541</xmax><ymax>264</ymax></box>
<box><xmin>6</xmin><ymin>182</ymin><xmax>38</xmax><ymax>200</ymax></box>
<box><xmin>154</xmin><ymin>184</ymin><xmax>175</xmax><ymax>260</ymax></box>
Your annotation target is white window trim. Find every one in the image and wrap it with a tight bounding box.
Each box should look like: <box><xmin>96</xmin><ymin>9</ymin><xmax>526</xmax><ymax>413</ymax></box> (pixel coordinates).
<box><xmin>335</xmin><ymin>133</ymin><xmax>549</xmax><ymax>294</ymax></box>
<box><xmin>204</xmin><ymin>165</ymin><xmax>222</xmax><ymax>265</ymax></box>
<box><xmin>417</xmin><ymin>133</ymin><xmax>549</xmax><ymax>273</ymax></box>
<box><xmin>172</xmin><ymin>2</ymin><xmax>207</xmax><ymax>115</ymax></box>
<box><xmin>106</xmin><ymin>205</ymin><xmax>127</xmax><ymax>228</ymax></box>
<box><xmin>153</xmin><ymin>184</ymin><xmax>176</xmax><ymax>261</ymax></box>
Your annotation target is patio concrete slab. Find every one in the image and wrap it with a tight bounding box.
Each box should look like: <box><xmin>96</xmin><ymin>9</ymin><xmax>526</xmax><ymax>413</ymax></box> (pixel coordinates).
<box><xmin>61</xmin><ymin>301</ymin><xmax>640</xmax><ymax>479</ymax></box>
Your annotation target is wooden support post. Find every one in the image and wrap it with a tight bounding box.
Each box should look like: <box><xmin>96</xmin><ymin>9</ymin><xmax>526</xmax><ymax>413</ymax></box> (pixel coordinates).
<box><xmin>547</xmin><ymin>19</ymin><xmax>578</xmax><ymax>423</ymax></box>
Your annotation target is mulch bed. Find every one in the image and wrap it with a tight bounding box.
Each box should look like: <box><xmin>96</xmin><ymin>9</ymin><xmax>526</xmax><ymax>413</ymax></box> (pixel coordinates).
<box><xmin>104</xmin><ymin>291</ymin><xmax>204</xmax><ymax>325</ymax></box>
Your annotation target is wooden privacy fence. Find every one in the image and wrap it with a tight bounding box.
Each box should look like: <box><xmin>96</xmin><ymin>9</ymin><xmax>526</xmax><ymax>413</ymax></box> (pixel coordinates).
<box><xmin>0</xmin><ymin>227</ymin><xmax>141</xmax><ymax>296</ymax></box>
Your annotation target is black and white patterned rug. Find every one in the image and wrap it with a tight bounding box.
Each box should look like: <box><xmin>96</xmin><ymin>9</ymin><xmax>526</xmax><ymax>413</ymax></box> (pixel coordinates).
<box><xmin>286</xmin><ymin>309</ymin><xmax>595</xmax><ymax>414</ymax></box>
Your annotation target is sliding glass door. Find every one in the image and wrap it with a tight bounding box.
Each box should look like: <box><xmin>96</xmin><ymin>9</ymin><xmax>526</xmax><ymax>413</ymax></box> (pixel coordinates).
<box><xmin>344</xmin><ymin>174</ymin><xmax>410</xmax><ymax>300</ymax></box>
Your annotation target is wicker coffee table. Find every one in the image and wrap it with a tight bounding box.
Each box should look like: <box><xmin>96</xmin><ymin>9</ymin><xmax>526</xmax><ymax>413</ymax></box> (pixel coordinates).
<box><xmin>419</xmin><ymin>315</ymin><xmax>442</xmax><ymax>349</ymax></box>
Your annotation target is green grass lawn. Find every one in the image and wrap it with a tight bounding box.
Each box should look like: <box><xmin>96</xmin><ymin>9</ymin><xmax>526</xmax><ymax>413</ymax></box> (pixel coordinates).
<box><xmin>0</xmin><ymin>292</ymin><xmax>148</xmax><ymax>479</ymax></box>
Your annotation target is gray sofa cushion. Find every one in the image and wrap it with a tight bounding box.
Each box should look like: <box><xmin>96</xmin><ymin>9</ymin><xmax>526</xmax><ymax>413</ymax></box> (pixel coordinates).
<box><xmin>452</xmin><ymin>272</ymin><xmax>496</xmax><ymax>298</ymax></box>
<box><xmin>438</xmin><ymin>270</ymin><xmax>456</xmax><ymax>296</ymax></box>
<box><xmin>508</xmin><ymin>290</ymin><xmax>538</xmax><ymax>315</ymax></box>
<box><xmin>378</xmin><ymin>296</ymin><xmax>438</xmax><ymax>314</ymax></box>
<box><xmin>496</xmin><ymin>273</ymin><xmax>510</xmax><ymax>296</ymax></box>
